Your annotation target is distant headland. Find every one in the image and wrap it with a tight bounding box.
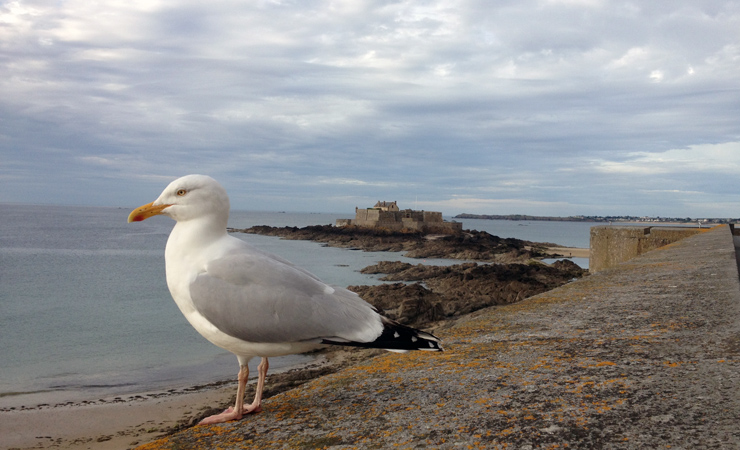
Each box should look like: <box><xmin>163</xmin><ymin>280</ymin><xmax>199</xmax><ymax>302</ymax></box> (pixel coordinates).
<box><xmin>454</xmin><ymin>213</ymin><xmax>738</xmax><ymax>224</ymax></box>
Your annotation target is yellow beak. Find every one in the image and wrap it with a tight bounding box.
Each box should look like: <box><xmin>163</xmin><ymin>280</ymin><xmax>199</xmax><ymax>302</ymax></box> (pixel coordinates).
<box><xmin>128</xmin><ymin>202</ymin><xmax>171</xmax><ymax>223</ymax></box>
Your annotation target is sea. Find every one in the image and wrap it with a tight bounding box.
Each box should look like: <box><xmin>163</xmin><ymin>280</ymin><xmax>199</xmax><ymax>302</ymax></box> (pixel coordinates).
<box><xmin>0</xmin><ymin>204</ymin><xmax>593</xmax><ymax>409</ymax></box>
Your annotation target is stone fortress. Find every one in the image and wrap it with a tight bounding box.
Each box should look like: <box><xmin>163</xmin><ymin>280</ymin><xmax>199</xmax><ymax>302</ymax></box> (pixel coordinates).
<box><xmin>336</xmin><ymin>201</ymin><xmax>462</xmax><ymax>234</ymax></box>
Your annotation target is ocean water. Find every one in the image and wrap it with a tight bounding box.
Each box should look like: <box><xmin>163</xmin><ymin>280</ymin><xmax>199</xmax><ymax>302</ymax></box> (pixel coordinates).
<box><xmin>0</xmin><ymin>205</ymin><xmax>593</xmax><ymax>408</ymax></box>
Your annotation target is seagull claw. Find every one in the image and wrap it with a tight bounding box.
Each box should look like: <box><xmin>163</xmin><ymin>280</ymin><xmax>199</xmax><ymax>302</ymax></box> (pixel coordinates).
<box><xmin>198</xmin><ymin>404</ymin><xmax>263</xmax><ymax>425</ymax></box>
<box><xmin>199</xmin><ymin>407</ymin><xmax>243</xmax><ymax>425</ymax></box>
<box><xmin>243</xmin><ymin>404</ymin><xmax>263</xmax><ymax>414</ymax></box>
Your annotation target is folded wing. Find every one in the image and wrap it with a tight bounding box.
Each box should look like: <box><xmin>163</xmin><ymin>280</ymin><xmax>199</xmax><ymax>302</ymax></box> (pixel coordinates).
<box><xmin>189</xmin><ymin>247</ymin><xmax>384</xmax><ymax>344</ymax></box>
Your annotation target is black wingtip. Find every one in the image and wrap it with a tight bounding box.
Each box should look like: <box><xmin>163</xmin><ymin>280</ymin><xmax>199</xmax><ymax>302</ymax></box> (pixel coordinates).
<box><xmin>322</xmin><ymin>318</ymin><xmax>443</xmax><ymax>352</ymax></box>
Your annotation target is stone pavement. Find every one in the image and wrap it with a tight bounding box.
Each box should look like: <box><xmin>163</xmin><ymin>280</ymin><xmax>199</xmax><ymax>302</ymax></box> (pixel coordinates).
<box><xmin>137</xmin><ymin>225</ymin><xmax>740</xmax><ymax>449</ymax></box>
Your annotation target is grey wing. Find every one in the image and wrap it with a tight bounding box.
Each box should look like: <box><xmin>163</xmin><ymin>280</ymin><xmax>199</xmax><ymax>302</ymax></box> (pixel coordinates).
<box><xmin>189</xmin><ymin>250</ymin><xmax>383</xmax><ymax>344</ymax></box>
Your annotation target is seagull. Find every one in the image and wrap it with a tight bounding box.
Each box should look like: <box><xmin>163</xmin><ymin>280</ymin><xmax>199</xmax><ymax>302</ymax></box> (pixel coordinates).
<box><xmin>128</xmin><ymin>174</ymin><xmax>442</xmax><ymax>424</ymax></box>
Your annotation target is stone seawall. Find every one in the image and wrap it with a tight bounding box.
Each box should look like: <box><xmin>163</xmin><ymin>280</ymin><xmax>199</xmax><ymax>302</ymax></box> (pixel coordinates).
<box><xmin>589</xmin><ymin>225</ymin><xmax>705</xmax><ymax>272</ymax></box>
<box><xmin>138</xmin><ymin>225</ymin><xmax>740</xmax><ymax>449</ymax></box>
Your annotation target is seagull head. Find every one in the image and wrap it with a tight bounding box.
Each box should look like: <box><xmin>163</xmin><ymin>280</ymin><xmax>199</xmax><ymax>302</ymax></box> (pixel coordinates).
<box><xmin>128</xmin><ymin>174</ymin><xmax>230</xmax><ymax>223</ymax></box>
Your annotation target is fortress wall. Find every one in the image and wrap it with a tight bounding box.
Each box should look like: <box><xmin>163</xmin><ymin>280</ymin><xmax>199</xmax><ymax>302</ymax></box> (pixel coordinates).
<box><xmin>424</xmin><ymin>211</ymin><xmax>443</xmax><ymax>222</ymax></box>
<box><xmin>338</xmin><ymin>206</ymin><xmax>462</xmax><ymax>233</ymax></box>
<box><xmin>377</xmin><ymin>211</ymin><xmax>399</xmax><ymax>224</ymax></box>
<box><xmin>353</xmin><ymin>209</ymin><xmax>380</xmax><ymax>226</ymax></box>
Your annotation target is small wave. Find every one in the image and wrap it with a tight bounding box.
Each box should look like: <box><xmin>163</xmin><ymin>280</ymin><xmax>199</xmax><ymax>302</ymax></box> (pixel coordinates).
<box><xmin>77</xmin><ymin>383</ymin><xmax>138</xmax><ymax>390</ymax></box>
<box><xmin>1</xmin><ymin>247</ymin><xmax>162</xmax><ymax>257</ymax></box>
<box><xmin>0</xmin><ymin>389</ymin><xmax>54</xmax><ymax>399</ymax></box>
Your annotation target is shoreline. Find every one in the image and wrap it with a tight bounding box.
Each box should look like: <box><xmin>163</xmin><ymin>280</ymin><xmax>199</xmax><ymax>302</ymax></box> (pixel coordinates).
<box><xmin>455</xmin><ymin>214</ymin><xmax>729</xmax><ymax>226</ymax></box>
<box><xmin>543</xmin><ymin>246</ymin><xmax>589</xmax><ymax>259</ymax></box>
<box><xmin>236</xmin><ymin>224</ymin><xmax>591</xmax><ymax>264</ymax></box>
<box><xmin>1</xmin><ymin>383</ymin><xmax>234</xmax><ymax>450</ymax></box>
<box><xmin>0</xmin><ymin>355</ymin><xmax>340</xmax><ymax>450</ymax></box>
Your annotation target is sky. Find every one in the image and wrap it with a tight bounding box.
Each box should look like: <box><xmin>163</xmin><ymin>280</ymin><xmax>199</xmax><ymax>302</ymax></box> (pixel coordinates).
<box><xmin>2</xmin><ymin>0</ymin><xmax>740</xmax><ymax>217</ymax></box>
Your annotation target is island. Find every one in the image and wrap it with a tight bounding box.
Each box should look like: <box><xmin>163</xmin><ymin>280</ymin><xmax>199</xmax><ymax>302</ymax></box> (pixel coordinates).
<box><xmin>337</xmin><ymin>201</ymin><xmax>463</xmax><ymax>233</ymax></box>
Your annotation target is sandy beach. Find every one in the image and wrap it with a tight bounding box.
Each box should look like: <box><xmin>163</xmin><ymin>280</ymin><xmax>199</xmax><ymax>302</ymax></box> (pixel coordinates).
<box><xmin>1</xmin><ymin>385</ymin><xmax>231</xmax><ymax>450</ymax></box>
<box><xmin>0</xmin><ymin>355</ymin><xmax>341</xmax><ymax>450</ymax></box>
<box><xmin>544</xmin><ymin>246</ymin><xmax>590</xmax><ymax>258</ymax></box>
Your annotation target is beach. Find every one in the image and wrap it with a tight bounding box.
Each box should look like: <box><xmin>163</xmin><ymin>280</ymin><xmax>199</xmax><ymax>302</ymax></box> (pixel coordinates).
<box><xmin>543</xmin><ymin>246</ymin><xmax>590</xmax><ymax>258</ymax></box>
<box><xmin>2</xmin><ymin>384</ymin><xmax>232</xmax><ymax>450</ymax></box>
<box><xmin>1</xmin><ymin>354</ymin><xmax>345</xmax><ymax>450</ymax></box>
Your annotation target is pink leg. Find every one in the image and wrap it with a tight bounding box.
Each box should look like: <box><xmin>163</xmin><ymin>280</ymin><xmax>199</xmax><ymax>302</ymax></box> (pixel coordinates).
<box><xmin>244</xmin><ymin>357</ymin><xmax>268</xmax><ymax>413</ymax></box>
<box><xmin>199</xmin><ymin>364</ymin><xmax>250</xmax><ymax>425</ymax></box>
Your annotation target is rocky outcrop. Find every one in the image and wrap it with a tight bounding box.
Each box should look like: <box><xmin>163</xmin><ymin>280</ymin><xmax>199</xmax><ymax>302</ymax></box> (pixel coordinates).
<box><xmin>350</xmin><ymin>260</ymin><xmax>587</xmax><ymax>328</ymax></box>
<box><xmin>230</xmin><ymin>225</ymin><xmax>587</xmax><ymax>328</ymax></box>
<box><xmin>232</xmin><ymin>225</ymin><xmax>551</xmax><ymax>262</ymax></box>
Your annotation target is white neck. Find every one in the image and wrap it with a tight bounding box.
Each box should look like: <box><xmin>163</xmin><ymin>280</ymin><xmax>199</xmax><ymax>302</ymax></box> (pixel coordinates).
<box><xmin>165</xmin><ymin>215</ymin><xmax>227</xmax><ymax>265</ymax></box>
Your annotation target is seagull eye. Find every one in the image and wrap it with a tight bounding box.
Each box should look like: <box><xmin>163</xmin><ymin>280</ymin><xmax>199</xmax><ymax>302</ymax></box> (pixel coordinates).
<box><xmin>176</xmin><ymin>189</ymin><xmax>187</xmax><ymax>196</ymax></box>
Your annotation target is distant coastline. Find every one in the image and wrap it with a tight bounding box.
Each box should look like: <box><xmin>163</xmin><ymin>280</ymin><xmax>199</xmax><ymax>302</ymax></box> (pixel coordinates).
<box><xmin>454</xmin><ymin>213</ymin><xmax>738</xmax><ymax>225</ymax></box>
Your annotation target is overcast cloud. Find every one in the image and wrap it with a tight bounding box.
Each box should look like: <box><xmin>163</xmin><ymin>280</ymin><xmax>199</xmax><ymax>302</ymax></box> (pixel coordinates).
<box><xmin>2</xmin><ymin>0</ymin><xmax>739</xmax><ymax>217</ymax></box>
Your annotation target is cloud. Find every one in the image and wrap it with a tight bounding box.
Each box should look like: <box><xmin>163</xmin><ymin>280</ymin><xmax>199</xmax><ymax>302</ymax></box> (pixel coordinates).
<box><xmin>590</xmin><ymin>142</ymin><xmax>740</xmax><ymax>175</ymax></box>
<box><xmin>1</xmin><ymin>0</ymin><xmax>739</xmax><ymax>217</ymax></box>
<box><xmin>421</xmin><ymin>196</ymin><xmax>576</xmax><ymax>216</ymax></box>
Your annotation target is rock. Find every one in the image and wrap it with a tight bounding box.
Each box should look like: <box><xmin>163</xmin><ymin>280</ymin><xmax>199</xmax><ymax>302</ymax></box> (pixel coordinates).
<box><xmin>231</xmin><ymin>225</ymin><xmax>550</xmax><ymax>262</ymax></box>
<box><xmin>551</xmin><ymin>258</ymin><xmax>585</xmax><ymax>276</ymax></box>
<box><xmin>233</xmin><ymin>225</ymin><xmax>588</xmax><ymax>328</ymax></box>
<box><xmin>350</xmin><ymin>261</ymin><xmax>588</xmax><ymax>328</ymax></box>
<box><xmin>359</xmin><ymin>261</ymin><xmax>413</xmax><ymax>275</ymax></box>
<box><xmin>349</xmin><ymin>283</ymin><xmax>446</xmax><ymax>326</ymax></box>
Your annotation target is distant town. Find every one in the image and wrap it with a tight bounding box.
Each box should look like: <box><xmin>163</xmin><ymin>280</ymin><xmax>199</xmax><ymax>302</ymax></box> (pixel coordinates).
<box><xmin>454</xmin><ymin>213</ymin><xmax>739</xmax><ymax>224</ymax></box>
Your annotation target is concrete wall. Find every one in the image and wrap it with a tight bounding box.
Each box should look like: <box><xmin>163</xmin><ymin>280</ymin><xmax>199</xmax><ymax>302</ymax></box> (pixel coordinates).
<box><xmin>590</xmin><ymin>226</ymin><xmax>704</xmax><ymax>272</ymax></box>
